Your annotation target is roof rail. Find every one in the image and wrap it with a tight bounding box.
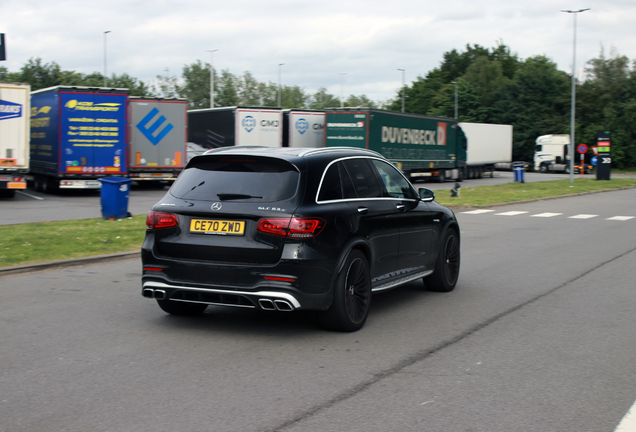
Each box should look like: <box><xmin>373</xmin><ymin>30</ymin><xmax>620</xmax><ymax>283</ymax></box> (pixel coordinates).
<box><xmin>202</xmin><ymin>146</ymin><xmax>268</xmax><ymax>155</ymax></box>
<box><xmin>299</xmin><ymin>147</ymin><xmax>383</xmax><ymax>158</ymax></box>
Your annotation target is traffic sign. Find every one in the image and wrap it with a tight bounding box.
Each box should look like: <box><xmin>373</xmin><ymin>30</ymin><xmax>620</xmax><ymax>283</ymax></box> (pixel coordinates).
<box><xmin>591</xmin><ymin>156</ymin><xmax>598</xmax><ymax>166</ymax></box>
<box><xmin>577</xmin><ymin>143</ymin><xmax>589</xmax><ymax>154</ymax></box>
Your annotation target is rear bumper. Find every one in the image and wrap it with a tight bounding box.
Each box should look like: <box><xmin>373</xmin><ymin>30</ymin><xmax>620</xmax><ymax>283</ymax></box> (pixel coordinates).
<box><xmin>141</xmin><ymin>243</ymin><xmax>336</xmax><ymax>311</ymax></box>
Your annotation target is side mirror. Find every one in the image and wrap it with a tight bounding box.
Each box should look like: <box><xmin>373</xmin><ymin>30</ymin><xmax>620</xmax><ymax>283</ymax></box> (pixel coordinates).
<box><xmin>418</xmin><ymin>188</ymin><xmax>435</xmax><ymax>202</ymax></box>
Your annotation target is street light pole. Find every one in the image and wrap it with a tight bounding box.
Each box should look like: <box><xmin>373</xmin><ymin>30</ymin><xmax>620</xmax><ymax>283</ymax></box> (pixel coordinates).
<box><xmin>451</xmin><ymin>81</ymin><xmax>458</xmax><ymax>119</ymax></box>
<box><xmin>397</xmin><ymin>68</ymin><xmax>405</xmax><ymax>113</ymax></box>
<box><xmin>562</xmin><ymin>8</ymin><xmax>589</xmax><ymax>184</ymax></box>
<box><xmin>103</xmin><ymin>31</ymin><xmax>111</xmax><ymax>87</ymax></box>
<box><xmin>338</xmin><ymin>73</ymin><xmax>347</xmax><ymax>108</ymax></box>
<box><xmin>278</xmin><ymin>63</ymin><xmax>284</xmax><ymax>107</ymax></box>
<box><xmin>207</xmin><ymin>49</ymin><xmax>218</xmax><ymax>108</ymax></box>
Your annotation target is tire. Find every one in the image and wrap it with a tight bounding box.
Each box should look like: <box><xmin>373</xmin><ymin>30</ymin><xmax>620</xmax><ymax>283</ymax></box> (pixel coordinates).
<box><xmin>437</xmin><ymin>169</ymin><xmax>446</xmax><ymax>183</ymax></box>
<box><xmin>540</xmin><ymin>164</ymin><xmax>548</xmax><ymax>173</ymax></box>
<box><xmin>564</xmin><ymin>165</ymin><xmax>571</xmax><ymax>174</ymax></box>
<box><xmin>319</xmin><ymin>250</ymin><xmax>372</xmax><ymax>332</ymax></box>
<box><xmin>424</xmin><ymin>228</ymin><xmax>460</xmax><ymax>292</ymax></box>
<box><xmin>0</xmin><ymin>189</ymin><xmax>16</xmax><ymax>198</ymax></box>
<box><xmin>457</xmin><ymin>168</ymin><xmax>464</xmax><ymax>182</ymax></box>
<box><xmin>156</xmin><ymin>299</ymin><xmax>208</xmax><ymax>316</ymax></box>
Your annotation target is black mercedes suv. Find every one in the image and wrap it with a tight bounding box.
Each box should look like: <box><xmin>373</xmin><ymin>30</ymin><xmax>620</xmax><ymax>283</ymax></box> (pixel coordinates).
<box><xmin>141</xmin><ymin>146</ymin><xmax>460</xmax><ymax>331</ymax></box>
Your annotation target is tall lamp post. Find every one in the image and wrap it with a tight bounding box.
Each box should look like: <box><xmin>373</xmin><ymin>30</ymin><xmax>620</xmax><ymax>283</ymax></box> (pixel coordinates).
<box><xmin>562</xmin><ymin>8</ymin><xmax>589</xmax><ymax>184</ymax></box>
<box><xmin>103</xmin><ymin>31</ymin><xmax>111</xmax><ymax>87</ymax></box>
<box><xmin>278</xmin><ymin>63</ymin><xmax>284</xmax><ymax>107</ymax></box>
<box><xmin>451</xmin><ymin>81</ymin><xmax>458</xmax><ymax>119</ymax></box>
<box><xmin>397</xmin><ymin>68</ymin><xmax>405</xmax><ymax>113</ymax></box>
<box><xmin>338</xmin><ymin>73</ymin><xmax>347</xmax><ymax>108</ymax></box>
<box><xmin>207</xmin><ymin>49</ymin><xmax>218</xmax><ymax>108</ymax></box>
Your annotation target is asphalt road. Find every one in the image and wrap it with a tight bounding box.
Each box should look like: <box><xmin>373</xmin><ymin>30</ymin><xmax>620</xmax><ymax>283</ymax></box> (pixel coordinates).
<box><xmin>1</xmin><ymin>188</ymin><xmax>634</xmax><ymax>431</ymax></box>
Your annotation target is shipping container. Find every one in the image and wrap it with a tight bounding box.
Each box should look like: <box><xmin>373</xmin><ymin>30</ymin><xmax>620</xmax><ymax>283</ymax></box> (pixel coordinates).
<box><xmin>188</xmin><ymin>107</ymin><xmax>282</xmax><ymax>149</ymax></box>
<box><xmin>325</xmin><ymin>108</ymin><xmax>467</xmax><ymax>182</ymax></box>
<box><xmin>459</xmin><ymin>122</ymin><xmax>513</xmax><ymax>178</ymax></box>
<box><xmin>282</xmin><ymin>109</ymin><xmax>325</xmax><ymax>148</ymax></box>
<box><xmin>29</xmin><ymin>86</ymin><xmax>128</xmax><ymax>193</ymax></box>
<box><xmin>128</xmin><ymin>97</ymin><xmax>187</xmax><ymax>185</ymax></box>
<box><xmin>0</xmin><ymin>82</ymin><xmax>30</xmax><ymax>197</ymax></box>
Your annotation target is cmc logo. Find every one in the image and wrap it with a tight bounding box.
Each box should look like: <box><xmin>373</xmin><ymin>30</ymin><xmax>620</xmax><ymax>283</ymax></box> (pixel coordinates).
<box><xmin>261</xmin><ymin>119</ymin><xmax>279</xmax><ymax>127</ymax></box>
<box><xmin>295</xmin><ymin>118</ymin><xmax>309</xmax><ymax>135</ymax></box>
<box><xmin>242</xmin><ymin>116</ymin><xmax>256</xmax><ymax>132</ymax></box>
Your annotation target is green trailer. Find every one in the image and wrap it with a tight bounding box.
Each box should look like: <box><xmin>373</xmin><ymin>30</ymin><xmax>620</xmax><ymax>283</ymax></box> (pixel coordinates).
<box><xmin>324</xmin><ymin>108</ymin><xmax>467</xmax><ymax>182</ymax></box>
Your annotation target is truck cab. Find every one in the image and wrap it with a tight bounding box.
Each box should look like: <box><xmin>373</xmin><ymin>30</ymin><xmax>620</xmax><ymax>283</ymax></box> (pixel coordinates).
<box><xmin>534</xmin><ymin>134</ymin><xmax>592</xmax><ymax>174</ymax></box>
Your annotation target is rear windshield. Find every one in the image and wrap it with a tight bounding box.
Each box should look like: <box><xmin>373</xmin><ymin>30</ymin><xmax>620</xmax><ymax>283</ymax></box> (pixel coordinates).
<box><xmin>170</xmin><ymin>156</ymin><xmax>300</xmax><ymax>202</ymax></box>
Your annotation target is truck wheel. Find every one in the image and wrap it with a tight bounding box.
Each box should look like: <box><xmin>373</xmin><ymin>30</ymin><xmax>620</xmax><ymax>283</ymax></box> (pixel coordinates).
<box><xmin>156</xmin><ymin>299</ymin><xmax>208</xmax><ymax>316</ymax></box>
<box><xmin>437</xmin><ymin>170</ymin><xmax>446</xmax><ymax>183</ymax></box>
<box><xmin>540</xmin><ymin>164</ymin><xmax>548</xmax><ymax>173</ymax></box>
<box><xmin>564</xmin><ymin>165</ymin><xmax>571</xmax><ymax>174</ymax></box>
<box><xmin>319</xmin><ymin>250</ymin><xmax>372</xmax><ymax>332</ymax></box>
<box><xmin>0</xmin><ymin>190</ymin><xmax>16</xmax><ymax>198</ymax></box>
<box><xmin>424</xmin><ymin>228</ymin><xmax>460</xmax><ymax>292</ymax></box>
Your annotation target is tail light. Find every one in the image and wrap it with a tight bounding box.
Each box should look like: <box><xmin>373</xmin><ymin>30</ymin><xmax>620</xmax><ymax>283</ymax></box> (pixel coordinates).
<box><xmin>257</xmin><ymin>217</ymin><xmax>325</xmax><ymax>238</ymax></box>
<box><xmin>146</xmin><ymin>211</ymin><xmax>179</xmax><ymax>230</ymax></box>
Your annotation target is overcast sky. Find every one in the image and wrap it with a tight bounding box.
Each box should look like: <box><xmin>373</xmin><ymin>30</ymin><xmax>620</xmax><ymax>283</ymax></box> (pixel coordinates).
<box><xmin>1</xmin><ymin>0</ymin><xmax>635</xmax><ymax>103</ymax></box>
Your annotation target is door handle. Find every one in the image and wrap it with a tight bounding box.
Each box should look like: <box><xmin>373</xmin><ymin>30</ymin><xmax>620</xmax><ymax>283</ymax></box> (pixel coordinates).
<box><xmin>357</xmin><ymin>207</ymin><xmax>369</xmax><ymax>214</ymax></box>
<box><xmin>396</xmin><ymin>204</ymin><xmax>406</xmax><ymax>212</ymax></box>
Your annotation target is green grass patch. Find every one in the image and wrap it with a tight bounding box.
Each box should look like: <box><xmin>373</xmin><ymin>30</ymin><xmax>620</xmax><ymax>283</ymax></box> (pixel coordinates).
<box><xmin>0</xmin><ymin>215</ymin><xmax>146</xmax><ymax>267</ymax></box>
<box><xmin>435</xmin><ymin>178</ymin><xmax>636</xmax><ymax>207</ymax></box>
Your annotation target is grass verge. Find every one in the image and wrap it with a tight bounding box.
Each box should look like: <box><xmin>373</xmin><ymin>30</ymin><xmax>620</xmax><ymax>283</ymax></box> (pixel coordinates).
<box><xmin>435</xmin><ymin>177</ymin><xmax>636</xmax><ymax>207</ymax></box>
<box><xmin>1</xmin><ymin>177</ymin><xmax>636</xmax><ymax>268</ymax></box>
<box><xmin>0</xmin><ymin>215</ymin><xmax>146</xmax><ymax>268</ymax></box>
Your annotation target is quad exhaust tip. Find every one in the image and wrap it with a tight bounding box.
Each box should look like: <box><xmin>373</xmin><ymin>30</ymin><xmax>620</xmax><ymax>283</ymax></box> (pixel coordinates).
<box><xmin>142</xmin><ymin>288</ymin><xmax>166</xmax><ymax>300</ymax></box>
<box><xmin>259</xmin><ymin>298</ymin><xmax>294</xmax><ymax>311</ymax></box>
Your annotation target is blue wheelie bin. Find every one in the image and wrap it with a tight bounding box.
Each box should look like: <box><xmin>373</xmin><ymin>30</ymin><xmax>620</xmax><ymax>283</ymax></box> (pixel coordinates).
<box><xmin>513</xmin><ymin>162</ymin><xmax>525</xmax><ymax>183</ymax></box>
<box><xmin>98</xmin><ymin>177</ymin><xmax>133</xmax><ymax>220</ymax></box>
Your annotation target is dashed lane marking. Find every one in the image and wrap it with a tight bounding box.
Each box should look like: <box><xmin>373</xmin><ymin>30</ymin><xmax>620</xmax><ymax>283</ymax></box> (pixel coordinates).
<box><xmin>531</xmin><ymin>213</ymin><xmax>563</xmax><ymax>218</ymax></box>
<box><xmin>607</xmin><ymin>216</ymin><xmax>635</xmax><ymax>221</ymax></box>
<box><xmin>569</xmin><ymin>214</ymin><xmax>599</xmax><ymax>219</ymax></box>
<box><xmin>495</xmin><ymin>211</ymin><xmax>529</xmax><ymax>216</ymax></box>
<box><xmin>461</xmin><ymin>210</ymin><xmax>496</xmax><ymax>215</ymax></box>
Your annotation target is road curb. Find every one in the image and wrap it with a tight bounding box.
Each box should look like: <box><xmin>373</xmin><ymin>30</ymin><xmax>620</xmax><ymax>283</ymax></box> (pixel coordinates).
<box><xmin>0</xmin><ymin>251</ymin><xmax>140</xmax><ymax>277</ymax></box>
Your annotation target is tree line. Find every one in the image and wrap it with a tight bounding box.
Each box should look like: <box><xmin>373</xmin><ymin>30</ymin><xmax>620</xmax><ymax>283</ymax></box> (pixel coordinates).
<box><xmin>2</xmin><ymin>42</ymin><xmax>635</xmax><ymax>167</ymax></box>
<box><xmin>0</xmin><ymin>58</ymin><xmax>378</xmax><ymax>110</ymax></box>
<box><xmin>387</xmin><ymin>42</ymin><xmax>636</xmax><ymax>168</ymax></box>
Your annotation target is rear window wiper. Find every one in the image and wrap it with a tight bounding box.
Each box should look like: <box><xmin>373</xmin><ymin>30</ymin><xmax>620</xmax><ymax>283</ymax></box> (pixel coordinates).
<box><xmin>217</xmin><ymin>193</ymin><xmax>263</xmax><ymax>200</ymax></box>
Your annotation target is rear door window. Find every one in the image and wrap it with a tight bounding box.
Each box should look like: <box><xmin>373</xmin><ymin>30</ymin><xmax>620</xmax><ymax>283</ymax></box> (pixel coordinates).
<box><xmin>170</xmin><ymin>156</ymin><xmax>300</xmax><ymax>202</ymax></box>
<box><xmin>341</xmin><ymin>159</ymin><xmax>383</xmax><ymax>198</ymax></box>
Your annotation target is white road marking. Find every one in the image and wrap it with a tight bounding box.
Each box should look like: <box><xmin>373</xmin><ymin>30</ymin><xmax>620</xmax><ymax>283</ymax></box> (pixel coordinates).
<box><xmin>495</xmin><ymin>211</ymin><xmax>529</xmax><ymax>216</ymax></box>
<box><xmin>531</xmin><ymin>213</ymin><xmax>563</xmax><ymax>218</ymax></box>
<box><xmin>614</xmin><ymin>398</ymin><xmax>636</xmax><ymax>432</ymax></box>
<box><xmin>606</xmin><ymin>216</ymin><xmax>635</xmax><ymax>221</ymax></box>
<box><xmin>568</xmin><ymin>214</ymin><xmax>598</xmax><ymax>219</ymax></box>
<box><xmin>461</xmin><ymin>210</ymin><xmax>495</xmax><ymax>214</ymax></box>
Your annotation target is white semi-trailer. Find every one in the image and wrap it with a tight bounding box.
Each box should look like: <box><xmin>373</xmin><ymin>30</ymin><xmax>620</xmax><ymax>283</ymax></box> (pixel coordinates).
<box><xmin>0</xmin><ymin>82</ymin><xmax>30</xmax><ymax>197</ymax></box>
<box><xmin>459</xmin><ymin>122</ymin><xmax>513</xmax><ymax>179</ymax></box>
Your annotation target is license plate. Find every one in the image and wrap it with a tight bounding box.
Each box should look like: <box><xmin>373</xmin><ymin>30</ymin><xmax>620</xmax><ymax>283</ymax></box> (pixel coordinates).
<box><xmin>190</xmin><ymin>219</ymin><xmax>245</xmax><ymax>235</ymax></box>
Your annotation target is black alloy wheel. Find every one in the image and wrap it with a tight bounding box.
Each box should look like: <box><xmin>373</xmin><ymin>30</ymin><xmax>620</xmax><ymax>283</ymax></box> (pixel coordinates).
<box><xmin>424</xmin><ymin>228</ymin><xmax>460</xmax><ymax>292</ymax></box>
<box><xmin>319</xmin><ymin>250</ymin><xmax>372</xmax><ymax>332</ymax></box>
